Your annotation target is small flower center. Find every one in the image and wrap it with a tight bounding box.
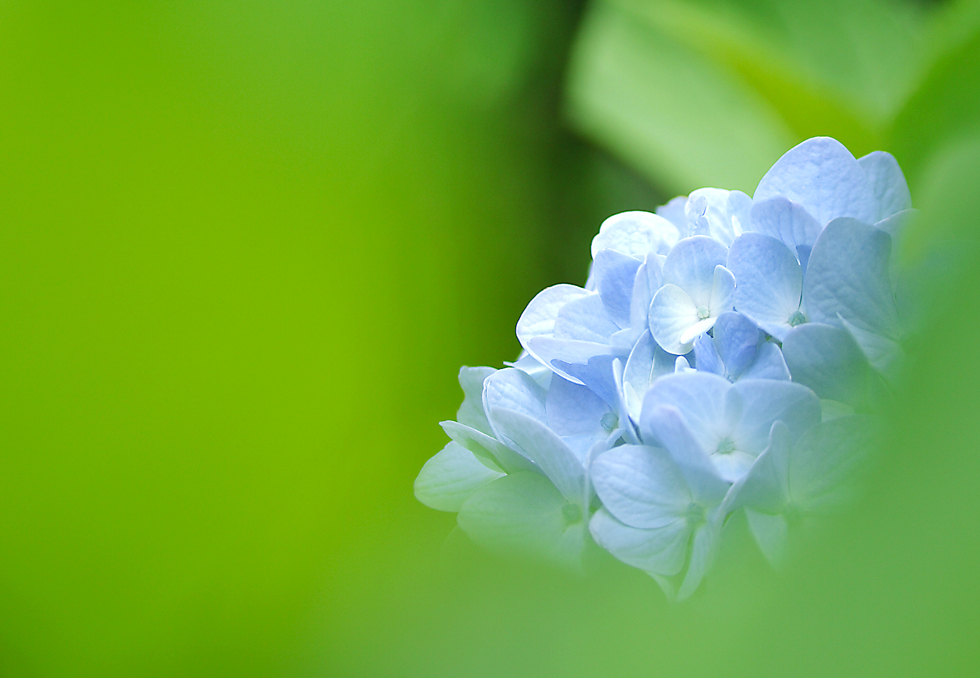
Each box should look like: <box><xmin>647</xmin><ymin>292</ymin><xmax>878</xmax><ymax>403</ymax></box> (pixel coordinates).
<box><xmin>600</xmin><ymin>412</ymin><xmax>619</xmax><ymax>432</ymax></box>
<box><xmin>562</xmin><ymin>503</ymin><xmax>583</xmax><ymax>525</ymax></box>
<box><xmin>696</xmin><ymin>305</ymin><xmax>711</xmax><ymax>320</ymax></box>
<box><xmin>788</xmin><ymin>311</ymin><xmax>807</xmax><ymax>327</ymax></box>
<box><xmin>716</xmin><ymin>437</ymin><xmax>736</xmax><ymax>455</ymax></box>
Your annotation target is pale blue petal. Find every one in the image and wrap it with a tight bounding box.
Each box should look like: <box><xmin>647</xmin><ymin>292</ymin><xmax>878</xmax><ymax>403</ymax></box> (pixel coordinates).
<box><xmin>640</xmin><ymin>372</ymin><xmax>731</xmax><ymax>456</ymax></box>
<box><xmin>675</xmin><ymin>356</ymin><xmax>693</xmax><ymax>372</ymax></box>
<box><xmin>676</xmin><ymin>523</ymin><xmax>717</xmax><ymax>601</ymax></box>
<box><xmin>685</xmin><ymin>188</ymin><xmax>739</xmax><ymax>246</ymax></box>
<box><xmin>711</xmin><ymin>312</ymin><xmax>760</xmax><ymax>380</ymax></box>
<box><xmin>640</xmin><ymin>404</ymin><xmax>730</xmax><ymax>505</ymax></box>
<box><xmin>662</xmin><ymin>236</ymin><xmax>730</xmax><ymax>306</ymax></box>
<box><xmin>753</xmin><ymin>137</ymin><xmax>876</xmax><ymax>225</ymax></box>
<box><xmin>805</xmin><ymin>218</ymin><xmax>901</xmax><ymax>339</ymax></box>
<box><xmin>489</xmin><ymin>408</ymin><xmax>587</xmax><ymax>506</ymax></box>
<box><xmin>440</xmin><ymin>420</ymin><xmax>538</xmax><ymax>475</ymax></box>
<box><xmin>731</xmin><ymin>379</ymin><xmax>821</xmax><ymax>453</ymax></box>
<box><xmin>525</xmin><ymin>336</ymin><xmax>615</xmax><ymax>386</ymax></box>
<box><xmin>693</xmin><ymin>332</ymin><xmax>724</xmax><ymax>377</ymax></box>
<box><xmin>611</xmin><ymin>358</ymin><xmax>641</xmax><ymax>444</ymax></box>
<box><xmin>551</xmin><ymin>352</ymin><xmax>620</xmax><ymax>408</ymax></box>
<box><xmin>745</xmin><ymin>510</ymin><xmax>788</xmax><ymax>569</ymax></box>
<box><xmin>591</xmin><ymin>211</ymin><xmax>680</xmax><ymax>259</ymax></box>
<box><xmin>858</xmin><ymin>150</ymin><xmax>912</xmax><ymax>221</ymax></box>
<box><xmin>517</xmin><ymin>284</ymin><xmax>590</xmax><ymax>350</ymax></box>
<box><xmin>840</xmin><ymin>317</ymin><xmax>904</xmax><ymax>380</ymax></box>
<box><xmin>623</xmin><ymin>330</ymin><xmax>675</xmax><ymax>422</ymax></box>
<box><xmin>457</xmin><ymin>472</ymin><xmax>583</xmax><ymax>568</ymax></box>
<box><xmin>553</xmin><ymin>292</ymin><xmax>620</xmax><ymax>343</ymax></box>
<box><xmin>656</xmin><ymin>196</ymin><xmax>689</xmax><ymax>233</ymax></box>
<box><xmin>456</xmin><ymin>366</ymin><xmax>496</xmax><ymax>435</ymax></box>
<box><xmin>588</xmin><ymin>508</ymin><xmax>689</xmax><ymax>576</ymax></box>
<box><xmin>875</xmin><ymin>208</ymin><xmax>916</xmax><ymax>242</ymax></box>
<box><xmin>739</xmin><ymin>342</ymin><xmax>790</xmax><ymax>381</ymax></box>
<box><xmin>789</xmin><ymin>415</ymin><xmax>877</xmax><ymax>515</ymax></box>
<box><xmin>483</xmin><ymin>368</ymin><xmax>547</xmax><ymax>425</ymax></box>
<box><xmin>748</xmin><ymin>196</ymin><xmax>822</xmax><ymax>253</ymax></box>
<box><xmin>708</xmin><ymin>265</ymin><xmax>736</xmax><ymax>317</ymax></box>
<box><xmin>723</xmin><ymin>420</ymin><xmax>792</xmax><ymax>516</ymax></box>
<box><xmin>628</xmin><ymin>253</ymin><xmax>664</xmax><ymax>341</ymax></box>
<box><xmin>728</xmin><ymin>190</ymin><xmax>753</xmax><ymax>237</ymax></box>
<box><xmin>414</xmin><ymin>441</ymin><xmax>505</xmax><ymax>512</ymax></box>
<box><xmin>590</xmin><ymin>444</ymin><xmax>691</xmax><ymax>529</ymax></box>
<box><xmin>649</xmin><ymin>284</ymin><xmax>699</xmax><ymax>355</ymax></box>
<box><xmin>505</xmin><ymin>352</ymin><xmax>553</xmax><ymax>390</ymax></box>
<box><xmin>545</xmin><ymin>375</ymin><xmax>611</xmax><ymax>438</ymax></box>
<box><xmin>593</xmin><ymin>249</ymin><xmax>642</xmax><ymax>329</ymax></box>
<box><xmin>781</xmin><ymin>323</ymin><xmax>873</xmax><ymax>408</ymax></box>
<box><xmin>728</xmin><ymin>233</ymin><xmax>802</xmax><ymax>340</ymax></box>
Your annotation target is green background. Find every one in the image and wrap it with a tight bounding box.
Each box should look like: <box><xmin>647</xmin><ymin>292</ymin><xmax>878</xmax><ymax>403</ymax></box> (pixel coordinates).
<box><xmin>1</xmin><ymin>0</ymin><xmax>979</xmax><ymax>675</ymax></box>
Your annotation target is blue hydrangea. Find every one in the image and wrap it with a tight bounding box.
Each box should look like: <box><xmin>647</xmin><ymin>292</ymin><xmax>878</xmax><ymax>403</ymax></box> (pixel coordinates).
<box><xmin>416</xmin><ymin>137</ymin><xmax>911</xmax><ymax>599</ymax></box>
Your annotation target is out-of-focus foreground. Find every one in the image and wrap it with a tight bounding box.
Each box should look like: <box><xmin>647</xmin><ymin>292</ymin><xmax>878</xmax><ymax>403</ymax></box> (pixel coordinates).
<box><xmin>1</xmin><ymin>1</ymin><xmax>979</xmax><ymax>676</ymax></box>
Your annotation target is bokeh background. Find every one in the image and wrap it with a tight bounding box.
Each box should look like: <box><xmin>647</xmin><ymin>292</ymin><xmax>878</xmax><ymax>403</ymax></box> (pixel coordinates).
<box><xmin>2</xmin><ymin>0</ymin><xmax>979</xmax><ymax>675</ymax></box>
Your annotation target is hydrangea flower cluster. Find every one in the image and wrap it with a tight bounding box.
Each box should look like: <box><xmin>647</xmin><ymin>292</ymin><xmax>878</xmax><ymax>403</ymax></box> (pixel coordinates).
<box><xmin>415</xmin><ymin>138</ymin><xmax>912</xmax><ymax>599</ymax></box>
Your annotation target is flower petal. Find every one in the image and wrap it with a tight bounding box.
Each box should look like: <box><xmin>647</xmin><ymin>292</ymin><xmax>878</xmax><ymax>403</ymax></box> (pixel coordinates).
<box><xmin>591</xmin><ymin>211</ymin><xmax>679</xmax><ymax>259</ymax></box>
<box><xmin>456</xmin><ymin>366</ymin><xmax>496</xmax><ymax>435</ymax></box>
<box><xmin>553</xmin><ymin>292</ymin><xmax>620</xmax><ymax>343</ymax></box>
<box><xmin>748</xmin><ymin>196</ymin><xmax>822</xmax><ymax>253</ymax></box>
<box><xmin>590</xmin><ymin>444</ymin><xmax>692</xmax><ymax>528</ymax></box>
<box><xmin>545</xmin><ymin>374</ymin><xmax>612</xmax><ymax>438</ymax></box>
<box><xmin>728</xmin><ymin>233</ymin><xmax>802</xmax><ymax>340</ymax></box>
<box><xmin>440</xmin><ymin>420</ymin><xmax>537</xmax><ymax>474</ymax></box>
<box><xmin>649</xmin><ymin>284</ymin><xmax>700</xmax><ymax>355</ymax></box>
<box><xmin>739</xmin><ymin>342</ymin><xmax>790</xmax><ymax>381</ymax></box>
<box><xmin>489</xmin><ymin>408</ymin><xmax>587</xmax><ymax>505</ymax></box>
<box><xmin>593</xmin><ymin>249</ymin><xmax>643</xmax><ymax>329</ymax></box>
<box><xmin>640</xmin><ymin>372</ymin><xmax>731</xmax><ymax>457</ymax></box>
<box><xmin>754</xmin><ymin>137</ymin><xmax>876</xmax><ymax>225</ymax></box>
<box><xmin>517</xmin><ymin>284</ymin><xmax>591</xmax><ymax>358</ymax></box>
<box><xmin>788</xmin><ymin>415</ymin><xmax>878</xmax><ymax>515</ymax></box>
<box><xmin>588</xmin><ymin>508</ymin><xmax>689</xmax><ymax>576</ymax></box>
<box><xmin>781</xmin><ymin>323</ymin><xmax>874</xmax><ymax>408</ymax></box>
<box><xmin>858</xmin><ymin>150</ymin><xmax>912</xmax><ymax>221</ymax></box>
<box><xmin>745</xmin><ymin>510</ymin><xmax>788</xmax><ymax>569</ymax></box>
<box><xmin>457</xmin><ymin>472</ymin><xmax>582</xmax><ymax>568</ymax></box>
<box><xmin>623</xmin><ymin>329</ymin><xmax>676</xmax><ymax>422</ymax></box>
<box><xmin>731</xmin><ymin>378</ymin><xmax>822</xmax><ymax>454</ymax></box>
<box><xmin>805</xmin><ymin>217</ymin><xmax>901</xmax><ymax>340</ymax></box>
<box><xmin>662</xmin><ymin>236</ymin><xmax>730</xmax><ymax>306</ymax></box>
<box><xmin>711</xmin><ymin>312</ymin><xmax>761</xmax><ymax>380</ymax></box>
<box><xmin>414</xmin><ymin>441</ymin><xmax>505</xmax><ymax>512</ymax></box>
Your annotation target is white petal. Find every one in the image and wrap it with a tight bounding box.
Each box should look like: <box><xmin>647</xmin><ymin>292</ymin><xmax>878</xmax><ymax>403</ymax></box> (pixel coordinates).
<box><xmin>754</xmin><ymin>137</ymin><xmax>876</xmax><ymax>225</ymax></box>
<box><xmin>588</xmin><ymin>508</ymin><xmax>689</xmax><ymax>576</ymax></box>
<box><xmin>649</xmin><ymin>284</ymin><xmax>699</xmax><ymax>355</ymax></box>
<box><xmin>517</xmin><ymin>284</ymin><xmax>591</xmax><ymax>358</ymax></box>
<box><xmin>662</xmin><ymin>236</ymin><xmax>730</xmax><ymax>306</ymax></box>
<box><xmin>708</xmin><ymin>264</ymin><xmax>735</xmax><ymax>316</ymax></box>
<box><xmin>678</xmin><ymin>317</ymin><xmax>717</xmax><ymax>346</ymax></box>
<box><xmin>414</xmin><ymin>441</ymin><xmax>505</xmax><ymax>512</ymax></box>
<box><xmin>592</xmin><ymin>211</ymin><xmax>680</xmax><ymax>259</ymax></box>
<box><xmin>525</xmin><ymin>336</ymin><xmax>615</xmax><ymax>386</ymax></box>
<box><xmin>590</xmin><ymin>444</ymin><xmax>692</xmax><ymax>529</ymax></box>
